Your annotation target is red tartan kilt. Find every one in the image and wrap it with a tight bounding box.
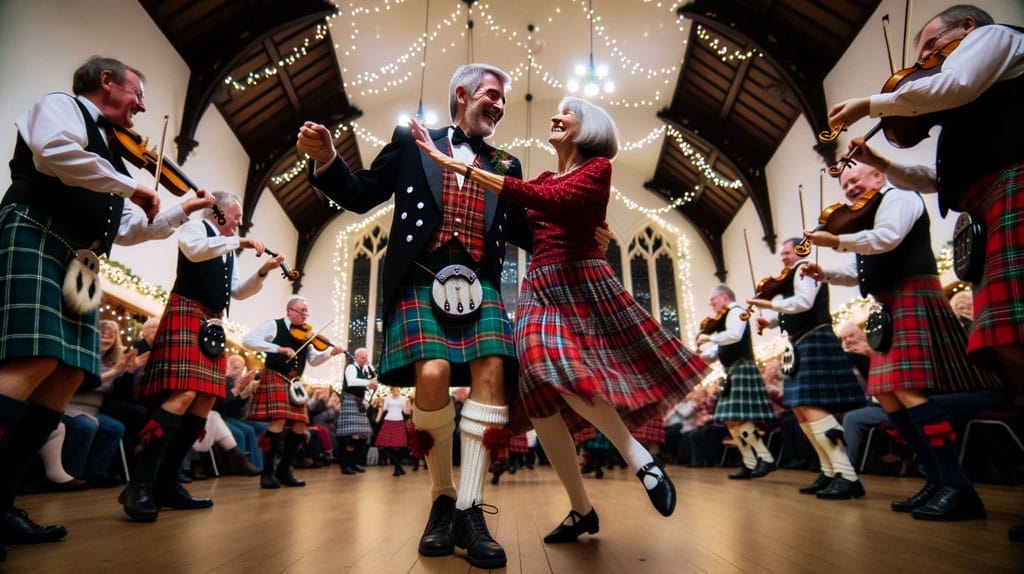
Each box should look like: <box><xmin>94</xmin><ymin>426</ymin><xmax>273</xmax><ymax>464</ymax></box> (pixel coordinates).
<box><xmin>573</xmin><ymin>426</ymin><xmax>596</xmax><ymax>446</ymax></box>
<box><xmin>135</xmin><ymin>293</ymin><xmax>225</xmax><ymax>399</ymax></box>
<box><xmin>248</xmin><ymin>369</ymin><xmax>309</xmax><ymax>423</ymax></box>
<box><xmin>631</xmin><ymin>418</ymin><xmax>665</xmax><ymax>444</ymax></box>
<box><xmin>962</xmin><ymin>162</ymin><xmax>1024</xmax><ymax>359</ymax></box>
<box><xmin>509</xmin><ymin>433</ymin><xmax>529</xmax><ymax>454</ymax></box>
<box><xmin>375</xmin><ymin>419</ymin><xmax>409</xmax><ymax>447</ymax></box>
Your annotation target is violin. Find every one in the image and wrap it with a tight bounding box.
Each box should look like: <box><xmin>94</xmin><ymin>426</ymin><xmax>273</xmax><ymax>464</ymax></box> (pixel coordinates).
<box><xmin>106</xmin><ymin>125</ymin><xmax>227</xmax><ymax>225</ymax></box>
<box><xmin>753</xmin><ymin>266</ymin><xmax>793</xmax><ymax>303</ymax></box>
<box><xmin>289</xmin><ymin>322</ymin><xmax>337</xmax><ymax>352</ymax></box>
<box><xmin>698</xmin><ymin>308</ymin><xmax>728</xmax><ymax>337</ymax></box>
<box><xmin>794</xmin><ymin>188</ymin><xmax>883</xmax><ymax>256</ymax></box>
<box><xmin>819</xmin><ymin>39</ymin><xmax>962</xmax><ymax>171</ymax></box>
<box><xmin>262</xmin><ymin>247</ymin><xmax>301</xmax><ymax>282</ymax></box>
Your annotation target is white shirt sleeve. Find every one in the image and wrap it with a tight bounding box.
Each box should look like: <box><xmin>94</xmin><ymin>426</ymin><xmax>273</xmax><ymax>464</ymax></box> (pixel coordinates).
<box><xmin>835</xmin><ymin>189</ymin><xmax>922</xmax><ymax>255</ymax></box>
<box><xmin>870</xmin><ymin>25</ymin><xmax>1024</xmax><ymax>118</ymax></box>
<box><xmin>178</xmin><ymin>218</ymin><xmax>241</xmax><ymax>262</ymax></box>
<box><xmin>771</xmin><ymin>271</ymin><xmax>819</xmax><ymax>314</ymax></box>
<box><xmin>15</xmin><ymin>94</ymin><xmax>136</xmax><ymax>198</ymax></box>
<box><xmin>305</xmin><ymin>343</ymin><xmax>333</xmax><ymax>367</ymax></box>
<box><xmin>708</xmin><ymin>306</ymin><xmax>747</xmax><ymax>346</ymax></box>
<box><xmin>243</xmin><ymin>319</ymin><xmax>282</xmax><ymax>353</ymax></box>
<box><xmin>821</xmin><ymin>259</ymin><xmax>860</xmax><ymax>287</ymax></box>
<box><xmin>885</xmin><ymin>162</ymin><xmax>939</xmax><ymax>195</ymax></box>
<box><xmin>115</xmin><ymin>203</ymin><xmax>189</xmax><ymax>246</ymax></box>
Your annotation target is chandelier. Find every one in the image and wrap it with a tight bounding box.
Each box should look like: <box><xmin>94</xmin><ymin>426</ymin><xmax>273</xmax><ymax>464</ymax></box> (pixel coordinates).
<box><xmin>567</xmin><ymin>0</ymin><xmax>614</xmax><ymax>97</ymax></box>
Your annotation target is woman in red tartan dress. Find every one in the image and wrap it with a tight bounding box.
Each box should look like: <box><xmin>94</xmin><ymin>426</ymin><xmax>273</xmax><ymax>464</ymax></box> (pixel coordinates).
<box><xmin>803</xmin><ymin>161</ymin><xmax>1004</xmax><ymax>523</ymax></box>
<box><xmin>120</xmin><ymin>192</ymin><xmax>281</xmax><ymax>522</ymax></box>
<box><xmin>411</xmin><ymin>96</ymin><xmax>708</xmax><ymax>544</ymax></box>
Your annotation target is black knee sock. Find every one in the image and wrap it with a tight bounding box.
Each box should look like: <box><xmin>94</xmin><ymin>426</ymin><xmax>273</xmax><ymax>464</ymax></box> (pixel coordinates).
<box><xmin>262</xmin><ymin>431</ymin><xmax>283</xmax><ymax>477</ymax></box>
<box><xmin>887</xmin><ymin>408</ymin><xmax>940</xmax><ymax>483</ymax></box>
<box><xmin>154</xmin><ymin>412</ymin><xmax>206</xmax><ymax>493</ymax></box>
<box><xmin>907</xmin><ymin>400</ymin><xmax>972</xmax><ymax>489</ymax></box>
<box><xmin>0</xmin><ymin>394</ymin><xmax>28</xmax><ymax>451</ymax></box>
<box><xmin>131</xmin><ymin>409</ymin><xmax>182</xmax><ymax>484</ymax></box>
<box><xmin>278</xmin><ymin>432</ymin><xmax>303</xmax><ymax>475</ymax></box>
<box><xmin>0</xmin><ymin>401</ymin><xmax>61</xmax><ymax>510</ymax></box>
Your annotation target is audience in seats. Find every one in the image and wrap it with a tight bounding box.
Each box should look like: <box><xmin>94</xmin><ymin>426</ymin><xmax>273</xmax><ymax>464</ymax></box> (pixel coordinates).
<box><xmin>663</xmin><ymin>394</ymin><xmax>697</xmax><ymax>465</ymax></box>
<box><xmin>215</xmin><ymin>355</ymin><xmax>267</xmax><ymax>469</ymax></box>
<box><xmin>685</xmin><ymin>385</ymin><xmax>730</xmax><ymax>468</ymax></box>
<box><xmin>190</xmin><ymin>410</ymin><xmax>261</xmax><ymax>476</ymax></box>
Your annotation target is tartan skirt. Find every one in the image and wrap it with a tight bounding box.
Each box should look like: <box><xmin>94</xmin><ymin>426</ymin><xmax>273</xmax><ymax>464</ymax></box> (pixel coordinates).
<box><xmin>515</xmin><ymin>259</ymin><xmax>708</xmax><ymax>433</ymax></box>
<box><xmin>509</xmin><ymin>432</ymin><xmax>530</xmax><ymax>454</ymax></box>
<box><xmin>379</xmin><ymin>245</ymin><xmax>515</xmax><ymax>387</ymax></box>
<box><xmin>782</xmin><ymin>325</ymin><xmax>867</xmax><ymax>411</ymax></box>
<box><xmin>868</xmin><ymin>275</ymin><xmax>1004</xmax><ymax>395</ymax></box>
<box><xmin>336</xmin><ymin>393</ymin><xmax>372</xmax><ymax>436</ymax></box>
<box><xmin>248</xmin><ymin>369</ymin><xmax>309</xmax><ymax>423</ymax></box>
<box><xmin>375</xmin><ymin>419</ymin><xmax>408</xmax><ymax>448</ymax></box>
<box><xmin>962</xmin><ymin>162</ymin><xmax>1024</xmax><ymax>362</ymax></box>
<box><xmin>135</xmin><ymin>293</ymin><xmax>225</xmax><ymax>400</ymax></box>
<box><xmin>0</xmin><ymin>204</ymin><xmax>100</xmax><ymax>381</ymax></box>
<box><xmin>631</xmin><ymin>417</ymin><xmax>666</xmax><ymax>444</ymax></box>
<box><xmin>714</xmin><ymin>359</ymin><xmax>776</xmax><ymax>422</ymax></box>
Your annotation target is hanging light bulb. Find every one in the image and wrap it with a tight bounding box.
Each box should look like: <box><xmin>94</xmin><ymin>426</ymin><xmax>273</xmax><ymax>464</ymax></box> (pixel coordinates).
<box><xmin>567</xmin><ymin>0</ymin><xmax>614</xmax><ymax>98</ymax></box>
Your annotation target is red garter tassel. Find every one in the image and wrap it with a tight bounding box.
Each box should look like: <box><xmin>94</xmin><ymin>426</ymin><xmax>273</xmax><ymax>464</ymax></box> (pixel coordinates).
<box><xmin>483</xmin><ymin>427</ymin><xmax>512</xmax><ymax>463</ymax></box>
<box><xmin>139</xmin><ymin>420</ymin><xmax>164</xmax><ymax>444</ymax></box>
<box><xmin>922</xmin><ymin>421</ymin><xmax>957</xmax><ymax>447</ymax></box>
<box><xmin>409</xmin><ymin>428</ymin><xmax>435</xmax><ymax>458</ymax></box>
<box><xmin>257</xmin><ymin>434</ymin><xmax>271</xmax><ymax>452</ymax></box>
<box><xmin>197</xmin><ymin>429</ymin><xmax>207</xmax><ymax>443</ymax></box>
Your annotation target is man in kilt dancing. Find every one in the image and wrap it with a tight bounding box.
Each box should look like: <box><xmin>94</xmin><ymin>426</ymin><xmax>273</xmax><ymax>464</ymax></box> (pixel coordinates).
<box><xmin>297</xmin><ymin>63</ymin><xmax>531</xmax><ymax>569</ymax></box>
<box><xmin>120</xmin><ymin>191</ymin><xmax>282</xmax><ymax>521</ymax></box>
<box><xmin>696</xmin><ymin>285</ymin><xmax>777</xmax><ymax>481</ymax></box>
<box><xmin>243</xmin><ymin>296</ymin><xmax>345</xmax><ymax>488</ymax></box>
<box><xmin>0</xmin><ymin>56</ymin><xmax>216</xmax><ymax>559</ymax></box>
<box><xmin>748</xmin><ymin>238</ymin><xmax>868</xmax><ymax>499</ymax></box>
<box><xmin>802</xmin><ymin>161</ymin><xmax>1004</xmax><ymax>522</ymax></box>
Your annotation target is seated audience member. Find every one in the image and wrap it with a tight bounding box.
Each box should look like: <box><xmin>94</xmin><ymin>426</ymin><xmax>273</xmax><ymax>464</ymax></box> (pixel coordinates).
<box><xmin>949</xmin><ymin>290</ymin><xmax>974</xmax><ymax>331</ymax></box>
<box><xmin>305</xmin><ymin>387</ymin><xmax>337</xmax><ymax>467</ymax></box>
<box><xmin>35</xmin><ymin>424</ymin><xmax>89</xmax><ymax>491</ymax></box>
<box><xmin>663</xmin><ymin>395</ymin><xmax>697</xmax><ymax>465</ymax></box>
<box><xmin>215</xmin><ymin>356</ymin><xmax>267</xmax><ymax>468</ymax></box>
<box><xmin>687</xmin><ymin>385</ymin><xmax>730</xmax><ymax>467</ymax></box>
<box><xmin>101</xmin><ymin>317</ymin><xmax>160</xmax><ymax>466</ymax></box>
<box><xmin>190</xmin><ymin>410</ymin><xmax>261</xmax><ymax>476</ymax></box>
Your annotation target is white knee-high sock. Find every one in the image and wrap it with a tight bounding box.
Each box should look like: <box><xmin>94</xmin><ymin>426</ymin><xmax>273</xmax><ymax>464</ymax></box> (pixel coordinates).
<box><xmin>727</xmin><ymin>421</ymin><xmax>757</xmax><ymax>469</ymax></box>
<box><xmin>809</xmin><ymin>416</ymin><xmax>857</xmax><ymax>480</ymax></box>
<box><xmin>412</xmin><ymin>400</ymin><xmax>456</xmax><ymax>501</ymax></box>
<box><xmin>531</xmin><ymin>414</ymin><xmax>592</xmax><ymax>515</ymax></box>
<box><xmin>737</xmin><ymin>421</ymin><xmax>774</xmax><ymax>463</ymax></box>
<box><xmin>562</xmin><ymin>394</ymin><xmax>663</xmax><ymax>490</ymax></box>
<box><xmin>800</xmin><ymin>421</ymin><xmax>834</xmax><ymax>477</ymax></box>
<box><xmin>41</xmin><ymin>424</ymin><xmax>75</xmax><ymax>483</ymax></box>
<box><xmin>456</xmin><ymin>399</ymin><xmax>508</xmax><ymax>510</ymax></box>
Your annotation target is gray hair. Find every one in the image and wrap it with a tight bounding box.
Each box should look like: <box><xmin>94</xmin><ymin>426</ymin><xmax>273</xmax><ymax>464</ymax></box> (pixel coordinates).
<box><xmin>712</xmin><ymin>284</ymin><xmax>736</xmax><ymax>302</ymax></box>
<box><xmin>209</xmin><ymin>191</ymin><xmax>239</xmax><ymax>222</ymax></box>
<box><xmin>287</xmin><ymin>295</ymin><xmax>307</xmax><ymax>309</ymax></box>
<box><xmin>558</xmin><ymin>96</ymin><xmax>620</xmax><ymax>160</ymax></box>
<box><xmin>448</xmin><ymin>63</ymin><xmax>512</xmax><ymax>121</ymax></box>
<box><xmin>73</xmin><ymin>56</ymin><xmax>144</xmax><ymax>95</ymax></box>
<box><xmin>915</xmin><ymin>4</ymin><xmax>993</xmax><ymax>44</ymax></box>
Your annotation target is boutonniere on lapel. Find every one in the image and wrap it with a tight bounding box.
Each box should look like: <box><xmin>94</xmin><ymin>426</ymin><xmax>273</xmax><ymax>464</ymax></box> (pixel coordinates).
<box><xmin>490</xmin><ymin>149</ymin><xmax>514</xmax><ymax>175</ymax></box>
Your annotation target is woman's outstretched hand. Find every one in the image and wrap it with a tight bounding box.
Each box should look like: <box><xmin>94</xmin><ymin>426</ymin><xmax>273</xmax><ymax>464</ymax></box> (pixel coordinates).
<box><xmin>408</xmin><ymin>117</ymin><xmax>453</xmax><ymax>170</ymax></box>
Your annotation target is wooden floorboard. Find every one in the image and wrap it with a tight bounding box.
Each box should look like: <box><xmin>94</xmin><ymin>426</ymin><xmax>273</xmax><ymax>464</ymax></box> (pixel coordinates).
<box><xmin>4</xmin><ymin>465</ymin><xmax>1022</xmax><ymax>573</ymax></box>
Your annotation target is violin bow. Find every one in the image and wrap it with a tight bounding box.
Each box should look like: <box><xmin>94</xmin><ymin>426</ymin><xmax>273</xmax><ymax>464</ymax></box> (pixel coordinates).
<box><xmin>290</xmin><ymin>319</ymin><xmax>336</xmax><ymax>358</ymax></box>
<box><xmin>741</xmin><ymin>228</ymin><xmax>758</xmax><ymax>321</ymax></box>
<box><xmin>153</xmin><ymin>114</ymin><xmax>170</xmax><ymax>195</ymax></box>
<box><xmin>881</xmin><ymin>14</ymin><xmax>896</xmax><ymax>76</ymax></box>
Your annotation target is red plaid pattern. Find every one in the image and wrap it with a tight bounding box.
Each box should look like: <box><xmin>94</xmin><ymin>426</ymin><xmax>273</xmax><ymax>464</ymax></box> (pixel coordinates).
<box><xmin>135</xmin><ymin>293</ymin><xmax>225</xmax><ymax>400</ymax></box>
<box><xmin>962</xmin><ymin>162</ymin><xmax>1024</xmax><ymax>360</ymax></box>
<box><xmin>248</xmin><ymin>369</ymin><xmax>309</xmax><ymax>423</ymax></box>
<box><xmin>375</xmin><ymin>419</ymin><xmax>409</xmax><ymax>447</ymax></box>
<box><xmin>631</xmin><ymin>418</ymin><xmax>665</xmax><ymax>444</ymax></box>
<box><xmin>509</xmin><ymin>432</ymin><xmax>529</xmax><ymax>454</ymax></box>
<box><xmin>426</xmin><ymin>161</ymin><xmax>485</xmax><ymax>260</ymax></box>
<box><xmin>514</xmin><ymin>259</ymin><xmax>708</xmax><ymax>434</ymax></box>
<box><xmin>868</xmin><ymin>276</ymin><xmax>1004</xmax><ymax>395</ymax></box>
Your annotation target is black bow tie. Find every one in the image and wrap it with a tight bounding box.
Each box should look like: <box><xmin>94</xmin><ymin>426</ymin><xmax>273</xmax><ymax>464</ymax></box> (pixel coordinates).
<box><xmin>451</xmin><ymin>126</ymin><xmax>484</xmax><ymax>153</ymax></box>
<box><xmin>96</xmin><ymin>115</ymin><xmax>112</xmax><ymax>129</ymax></box>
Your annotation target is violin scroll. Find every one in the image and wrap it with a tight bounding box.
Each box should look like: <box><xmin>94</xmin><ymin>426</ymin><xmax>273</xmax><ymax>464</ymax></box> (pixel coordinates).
<box><xmin>263</xmin><ymin>248</ymin><xmax>301</xmax><ymax>282</ymax></box>
<box><xmin>818</xmin><ymin>122</ymin><xmax>845</xmax><ymax>144</ymax></box>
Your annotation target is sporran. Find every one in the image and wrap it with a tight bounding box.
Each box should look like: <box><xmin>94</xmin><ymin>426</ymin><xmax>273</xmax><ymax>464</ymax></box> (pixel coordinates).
<box><xmin>429</xmin><ymin>264</ymin><xmax>483</xmax><ymax>322</ymax></box>
<box><xmin>62</xmin><ymin>249</ymin><xmax>102</xmax><ymax>314</ymax></box>
<box><xmin>198</xmin><ymin>318</ymin><xmax>227</xmax><ymax>359</ymax></box>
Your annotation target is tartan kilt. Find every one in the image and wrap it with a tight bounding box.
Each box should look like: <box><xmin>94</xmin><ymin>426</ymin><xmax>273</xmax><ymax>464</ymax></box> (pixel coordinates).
<box><xmin>962</xmin><ymin>162</ymin><xmax>1024</xmax><ymax>362</ymax></box>
<box><xmin>782</xmin><ymin>325</ymin><xmax>867</xmax><ymax>411</ymax></box>
<box><xmin>378</xmin><ymin>244</ymin><xmax>515</xmax><ymax>388</ymax></box>
<box><xmin>248</xmin><ymin>369</ymin><xmax>309</xmax><ymax>423</ymax></box>
<box><xmin>0</xmin><ymin>204</ymin><xmax>100</xmax><ymax>381</ymax></box>
<box><xmin>714</xmin><ymin>359</ymin><xmax>776</xmax><ymax>422</ymax></box>
<box><xmin>509</xmin><ymin>432</ymin><xmax>530</xmax><ymax>454</ymax></box>
<box><xmin>514</xmin><ymin>260</ymin><xmax>708</xmax><ymax>434</ymax></box>
<box><xmin>375</xmin><ymin>419</ymin><xmax>408</xmax><ymax>447</ymax></box>
<box><xmin>868</xmin><ymin>275</ymin><xmax>1004</xmax><ymax>395</ymax></box>
<box><xmin>631</xmin><ymin>418</ymin><xmax>665</xmax><ymax>444</ymax></box>
<box><xmin>135</xmin><ymin>293</ymin><xmax>225</xmax><ymax>400</ymax></box>
<box><xmin>336</xmin><ymin>393</ymin><xmax>372</xmax><ymax>436</ymax></box>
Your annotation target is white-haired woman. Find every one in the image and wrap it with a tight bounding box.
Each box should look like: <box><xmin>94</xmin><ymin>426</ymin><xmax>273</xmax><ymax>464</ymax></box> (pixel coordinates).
<box><xmin>410</xmin><ymin>97</ymin><xmax>708</xmax><ymax>543</ymax></box>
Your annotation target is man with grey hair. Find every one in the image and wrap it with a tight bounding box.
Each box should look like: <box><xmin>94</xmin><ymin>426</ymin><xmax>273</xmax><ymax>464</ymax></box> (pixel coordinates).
<box><xmin>297</xmin><ymin>63</ymin><xmax>529</xmax><ymax>569</ymax></box>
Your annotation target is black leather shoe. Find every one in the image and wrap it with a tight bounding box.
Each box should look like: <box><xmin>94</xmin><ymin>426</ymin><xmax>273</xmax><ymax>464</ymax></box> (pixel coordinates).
<box><xmin>728</xmin><ymin>466</ymin><xmax>753</xmax><ymax>480</ymax></box>
<box><xmin>543</xmin><ymin>508</ymin><xmax>599</xmax><ymax>543</ymax></box>
<box><xmin>1</xmin><ymin>508</ymin><xmax>67</xmax><ymax>543</ymax></box>
<box><xmin>276</xmin><ymin>467</ymin><xmax>305</xmax><ymax>487</ymax></box>
<box><xmin>393</xmin><ymin>466</ymin><xmax>406</xmax><ymax>477</ymax></box>
<box><xmin>341</xmin><ymin>466</ymin><xmax>356</xmax><ymax>475</ymax></box>
<box><xmin>798</xmin><ymin>473</ymin><xmax>833</xmax><ymax>495</ymax></box>
<box><xmin>452</xmin><ymin>504</ymin><xmax>506</xmax><ymax>569</ymax></box>
<box><xmin>750</xmin><ymin>458</ymin><xmax>775</xmax><ymax>478</ymax></box>
<box><xmin>353</xmin><ymin>464</ymin><xmax>366</xmax><ymax>473</ymax></box>
<box><xmin>815</xmin><ymin>473</ymin><xmax>866</xmax><ymax>500</ymax></box>
<box><xmin>1009</xmin><ymin>524</ymin><xmax>1024</xmax><ymax>542</ymax></box>
<box><xmin>911</xmin><ymin>485</ymin><xmax>986</xmax><ymax>521</ymax></box>
<box><xmin>891</xmin><ymin>482</ymin><xmax>940</xmax><ymax>512</ymax></box>
<box><xmin>156</xmin><ymin>484</ymin><xmax>213</xmax><ymax>510</ymax></box>
<box><xmin>637</xmin><ymin>460</ymin><xmax>676</xmax><ymax>517</ymax></box>
<box><xmin>260</xmin><ymin>473</ymin><xmax>281</xmax><ymax>489</ymax></box>
<box><xmin>418</xmin><ymin>495</ymin><xmax>455</xmax><ymax>557</ymax></box>
<box><xmin>120</xmin><ymin>483</ymin><xmax>159</xmax><ymax>522</ymax></box>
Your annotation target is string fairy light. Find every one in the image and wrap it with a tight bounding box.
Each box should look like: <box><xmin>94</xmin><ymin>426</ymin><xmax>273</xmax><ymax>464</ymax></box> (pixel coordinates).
<box><xmin>694</xmin><ymin>25</ymin><xmax>764</xmax><ymax>63</ymax></box>
<box><xmin>224</xmin><ymin>24</ymin><xmax>329</xmax><ymax>92</ymax></box>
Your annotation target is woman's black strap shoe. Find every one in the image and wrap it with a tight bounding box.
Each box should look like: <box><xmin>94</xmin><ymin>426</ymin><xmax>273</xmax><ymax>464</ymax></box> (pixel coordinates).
<box><xmin>637</xmin><ymin>460</ymin><xmax>676</xmax><ymax>517</ymax></box>
<box><xmin>543</xmin><ymin>509</ymin><xmax>600</xmax><ymax>543</ymax></box>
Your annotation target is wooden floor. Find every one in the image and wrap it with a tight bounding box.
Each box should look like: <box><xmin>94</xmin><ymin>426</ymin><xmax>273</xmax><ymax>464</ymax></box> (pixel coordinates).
<box><xmin>4</xmin><ymin>464</ymin><xmax>1023</xmax><ymax>573</ymax></box>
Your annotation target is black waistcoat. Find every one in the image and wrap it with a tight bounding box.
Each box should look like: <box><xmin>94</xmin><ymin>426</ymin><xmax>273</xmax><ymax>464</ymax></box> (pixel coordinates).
<box><xmin>856</xmin><ymin>193</ymin><xmax>936</xmax><ymax>296</ymax></box>
<box><xmin>2</xmin><ymin>94</ymin><xmax>127</xmax><ymax>255</ymax></box>
<box><xmin>265</xmin><ymin>318</ymin><xmax>309</xmax><ymax>377</ymax></box>
<box><xmin>171</xmin><ymin>220</ymin><xmax>233</xmax><ymax>313</ymax></box>
<box><xmin>777</xmin><ymin>261</ymin><xmax>832</xmax><ymax>341</ymax></box>
<box><xmin>716</xmin><ymin>305</ymin><xmax>755</xmax><ymax>368</ymax></box>
<box><xmin>935</xmin><ymin>25</ymin><xmax>1024</xmax><ymax>213</ymax></box>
